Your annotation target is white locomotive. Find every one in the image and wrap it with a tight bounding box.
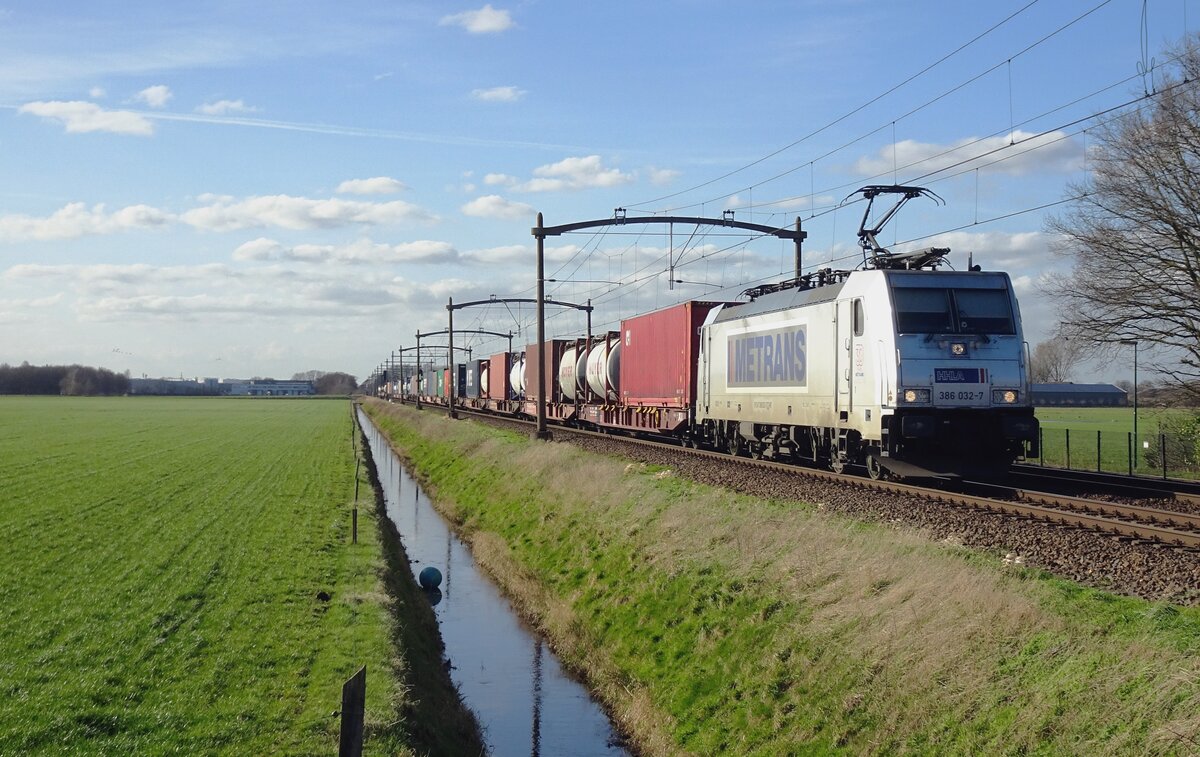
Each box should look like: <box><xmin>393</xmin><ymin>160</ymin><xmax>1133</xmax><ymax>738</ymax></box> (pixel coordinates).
<box><xmin>692</xmin><ymin>186</ymin><xmax>1039</xmax><ymax>478</ymax></box>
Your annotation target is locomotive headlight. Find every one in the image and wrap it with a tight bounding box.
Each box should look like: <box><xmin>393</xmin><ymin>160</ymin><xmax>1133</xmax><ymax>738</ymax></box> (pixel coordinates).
<box><xmin>902</xmin><ymin>388</ymin><xmax>930</xmax><ymax>404</ymax></box>
<box><xmin>992</xmin><ymin>389</ymin><xmax>1019</xmax><ymax>404</ymax></box>
<box><xmin>950</xmin><ymin>342</ymin><xmax>967</xmax><ymax>356</ymax></box>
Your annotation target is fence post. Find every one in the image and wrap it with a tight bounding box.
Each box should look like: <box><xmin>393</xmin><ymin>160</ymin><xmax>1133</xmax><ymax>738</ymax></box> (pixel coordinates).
<box><xmin>339</xmin><ymin>666</ymin><xmax>366</xmax><ymax>757</ymax></box>
<box><xmin>1066</xmin><ymin>429</ymin><xmax>1071</xmax><ymax>470</ymax></box>
<box><xmin>1096</xmin><ymin>430</ymin><xmax>1102</xmax><ymax>472</ymax></box>
<box><xmin>1161</xmin><ymin>433</ymin><xmax>1168</xmax><ymax>480</ymax></box>
<box><xmin>1039</xmin><ymin>427</ymin><xmax>1044</xmax><ymax>467</ymax></box>
<box><xmin>1128</xmin><ymin>431</ymin><xmax>1133</xmax><ymax>476</ymax></box>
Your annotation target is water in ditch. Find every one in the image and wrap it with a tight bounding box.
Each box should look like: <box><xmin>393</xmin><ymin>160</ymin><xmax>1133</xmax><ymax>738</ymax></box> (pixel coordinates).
<box><xmin>358</xmin><ymin>409</ymin><xmax>629</xmax><ymax>757</ymax></box>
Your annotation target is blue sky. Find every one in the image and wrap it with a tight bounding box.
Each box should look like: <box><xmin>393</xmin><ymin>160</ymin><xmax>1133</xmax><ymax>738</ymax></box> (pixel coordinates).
<box><xmin>0</xmin><ymin>0</ymin><xmax>1192</xmax><ymax>381</ymax></box>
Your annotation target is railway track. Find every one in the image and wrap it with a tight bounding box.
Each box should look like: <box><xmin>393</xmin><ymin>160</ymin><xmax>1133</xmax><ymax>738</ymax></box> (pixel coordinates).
<box><xmin>954</xmin><ymin>481</ymin><xmax>1200</xmax><ymax>549</ymax></box>
<box><xmin>429</xmin><ymin>402</ymin><xmax>1200</xmax><ymax>552</ymax></box>
<box><xmin>1008</xmin><ymin>463</ymin><xmax>1200</xmax><ymax>505</ymax></box>
<box><xmin>371</xmin><ymin>398</ymin><xmax>1200</xmax><ymax>603</ymax></box>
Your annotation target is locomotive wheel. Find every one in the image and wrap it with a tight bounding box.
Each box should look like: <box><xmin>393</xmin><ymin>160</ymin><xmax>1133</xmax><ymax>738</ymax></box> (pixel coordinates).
<box><xmin>727</xmin><ymin>435</ymin><xmax>742</xmax><ymax>457</ymax></box>
<box><xmin>829</xmin><ymin>457</ymin><xmax>846</xmax><ymax>475</ymax></box>
<box><xmin>749</xmin><ymin>444</ymin><xmax>763</xmax><ymax>460</ymax></box>
<box><xmin>865</xmin><ymin>454</ymin><xmax>888</xmax><ymax>481</ymax></box>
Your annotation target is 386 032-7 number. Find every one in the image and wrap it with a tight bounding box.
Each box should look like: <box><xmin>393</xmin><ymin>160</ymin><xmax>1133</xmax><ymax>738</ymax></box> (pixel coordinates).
<box><xmin>938</xmin><ymin>390</ymin><xmax>984</xmax><ymax>401</ymax></box>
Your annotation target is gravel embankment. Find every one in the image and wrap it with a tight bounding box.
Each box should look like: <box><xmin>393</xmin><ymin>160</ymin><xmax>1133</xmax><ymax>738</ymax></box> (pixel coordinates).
<box><xmin>479</xmin><ymin>417</ymin><xmax>1200</xmax><ymax>605</ymax></box>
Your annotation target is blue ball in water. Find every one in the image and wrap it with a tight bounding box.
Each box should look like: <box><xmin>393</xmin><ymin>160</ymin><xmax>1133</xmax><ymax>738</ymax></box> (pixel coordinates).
<box><xmin>418</xmin><ymin>566</ymin><xmax>442</xmax><ymax>589</ymax></box>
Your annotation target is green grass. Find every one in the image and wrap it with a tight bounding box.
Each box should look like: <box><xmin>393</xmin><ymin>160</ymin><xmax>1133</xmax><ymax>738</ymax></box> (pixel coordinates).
<box><xmin>366</xmin><ymin>399</ymin><xmax>1200</xmax><ymax>756</ymax></box>
<box><xmin>1034</xmin><ymin>407</ymin><xmax>1199</xmax><ymax>476</ymax></box>
<box><xmin>0</xmin><ymin>397</ymin><xmax>475</xmax><ymax>755</ymax></box>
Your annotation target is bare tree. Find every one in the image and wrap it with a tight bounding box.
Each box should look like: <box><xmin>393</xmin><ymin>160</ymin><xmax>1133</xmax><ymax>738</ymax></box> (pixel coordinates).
<box><xmin>1047</xmin><ymin>34</ymin><xmax>1200</xmax><ymax>398</ymax></box>
<box><xmin>314</xmin><ymin>372</ymin><xmax>358</xmax><ymax>395</ymax></box>
<box><xmin>1030</xmin><ymin>338</ymin><xmax>1083</xmax><ymax>383</ymax></box>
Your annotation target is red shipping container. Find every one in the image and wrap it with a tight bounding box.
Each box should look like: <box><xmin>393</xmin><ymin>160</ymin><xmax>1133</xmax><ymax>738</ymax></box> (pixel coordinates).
<box><xmin>488</xmin><ymin>352</ymin><xmax>511</xmax><ymax>400</ymax></box>
<box><xmin>619</xmin><ymin>300</ymin><xmax>731</xmax><ymax>407</ymax></box>
<box><xmin>524</xmin><ymin>340</ymin><xmax>570</xmax><ymax>403</ymax></box>
<box><xmin>443</xmin><ymin>368</ymin><xmax>452</xmax><ymax>399</ymax></box>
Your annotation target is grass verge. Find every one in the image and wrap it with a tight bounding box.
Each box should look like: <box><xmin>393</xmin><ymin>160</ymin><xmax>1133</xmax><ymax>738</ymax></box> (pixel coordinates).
<box><xmin>365</xmin><ymin>398</ymin><xmax>1200</xmax><ymax>756</ymax></box>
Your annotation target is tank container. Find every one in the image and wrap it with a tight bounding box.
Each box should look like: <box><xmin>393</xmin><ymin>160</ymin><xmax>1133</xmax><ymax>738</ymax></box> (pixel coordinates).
<box><xmin>586</xmin><ymin>340</ymin><xmax>621</xmax><ymax>401</ymax></box>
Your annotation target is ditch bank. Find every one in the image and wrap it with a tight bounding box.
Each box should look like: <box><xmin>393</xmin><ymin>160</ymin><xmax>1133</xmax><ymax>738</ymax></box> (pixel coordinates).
<box><xmin>362</xmin><ymin>398</ymin><xmax>1200</xmax><ymax>755</ymax></box>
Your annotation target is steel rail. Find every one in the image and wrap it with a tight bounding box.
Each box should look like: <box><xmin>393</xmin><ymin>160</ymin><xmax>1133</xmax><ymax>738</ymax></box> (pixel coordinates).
<box><xmin>426</xmin><ymin>402</ymin><xmax>1200</xmax><ymax>550</ymax></box>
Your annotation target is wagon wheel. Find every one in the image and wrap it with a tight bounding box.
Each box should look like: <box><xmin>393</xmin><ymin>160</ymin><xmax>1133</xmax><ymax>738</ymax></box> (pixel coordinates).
<box><xmin>749</xmin><ymin>443</ymin><xmax>764</xmax><ymax>460</ymax></box>
<box><xmin>829</xmin><ymin>456</ymin><xmax>846</xmax><ymax>475</ymax></box>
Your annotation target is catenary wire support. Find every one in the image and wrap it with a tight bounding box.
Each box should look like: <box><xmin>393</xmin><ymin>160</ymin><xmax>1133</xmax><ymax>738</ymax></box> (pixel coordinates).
<box><xmin>446</xmin><ymin>292</ymin><xmax>589</xmax><ymax>440</ymax></box>
<box><xmin>531</xmin><ymin>211</ymin><xmax>805</xmax><ymax>439</ymax></box>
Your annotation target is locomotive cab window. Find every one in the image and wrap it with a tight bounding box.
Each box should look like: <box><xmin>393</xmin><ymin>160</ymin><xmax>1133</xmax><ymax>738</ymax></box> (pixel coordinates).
<box><xmin>953</xmin><ymin>288</ymin><xmax>1015</xmax><ymax>334</ymax></box>
<box><xmin>892</xmin><ymin>286</ymin><xmax>1015</xmax><ymax>335</ymax></box>
<box><xmin>852</xmin><ymin>299</ymin><xmax>865</xmax><ymax>336</ymax></box>
<box><xmin>892</xmin><ymin>288</ymin><xmax>953</xmax><ymax>333</ymax></box>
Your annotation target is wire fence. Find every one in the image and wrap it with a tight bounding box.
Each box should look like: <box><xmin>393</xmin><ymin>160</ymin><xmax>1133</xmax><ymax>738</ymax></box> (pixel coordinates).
<box><xmin>1029</xmin><ymin>428</ymin><xmax>1200</xmax><ymax>480</ymax></box>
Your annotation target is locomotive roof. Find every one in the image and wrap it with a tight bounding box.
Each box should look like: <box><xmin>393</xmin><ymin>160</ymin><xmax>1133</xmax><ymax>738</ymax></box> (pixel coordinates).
<box><xmin>716</xmin><ymin>280</ymin><xmax>845</xmax><ymax>322</ymax></box>
<box><xmin>716</xmin><ymin>268</ymin><xmax>1012</xmax><ymax>323</ymax></box>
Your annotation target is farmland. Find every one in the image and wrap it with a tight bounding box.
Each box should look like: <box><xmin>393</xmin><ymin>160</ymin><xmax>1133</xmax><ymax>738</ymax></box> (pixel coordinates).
<box><xmin>0</xmin><ymin>397</ymin><xmax>472</xmax><ymax>754</ymax></box>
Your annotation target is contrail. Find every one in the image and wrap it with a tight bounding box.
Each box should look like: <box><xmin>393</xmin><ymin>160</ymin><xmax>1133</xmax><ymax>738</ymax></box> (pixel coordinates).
<box><xmin>2</xmin><ymin>102</ymin><xmax>600</xmax><ymax>153</ymax></box>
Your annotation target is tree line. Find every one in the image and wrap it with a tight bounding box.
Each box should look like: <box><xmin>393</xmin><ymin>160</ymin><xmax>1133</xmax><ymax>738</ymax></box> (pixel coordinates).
<box><xmin>291</xmin><ymin>370</ymin><xmax>359</xmax><ymax>395</ymax></box>
<box><xmin>0</xmin><ymin>363</ymin><xmax>130</xmax><ymax>396</ymax></box>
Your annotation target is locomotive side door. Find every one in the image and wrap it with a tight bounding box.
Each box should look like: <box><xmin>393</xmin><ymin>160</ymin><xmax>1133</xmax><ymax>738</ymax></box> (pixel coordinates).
<box><xmin>836</xmin><ymin>298</ymin><xmax>853</xmax><ymax>416</ymax></box>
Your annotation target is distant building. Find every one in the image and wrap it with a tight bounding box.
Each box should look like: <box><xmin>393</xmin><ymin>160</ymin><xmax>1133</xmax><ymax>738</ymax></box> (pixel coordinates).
<box><xmin>221</xmin><ymin>379</ymin><xmax>315</xmax><ymax>396</ymax></box>
<box><xmin>129</xmin><ymin>377</ymin><xmax>314</xmax><ymax>396</ymax></box>
<box><xmin>129</xmin><ymin>377</ymin><xmax>221</xmax><ymax>396</ymax></box>
<box><xmin>1031</xmin><ymin>383</ymin><xmax>1128</xmax><ymax>407</ymax></box>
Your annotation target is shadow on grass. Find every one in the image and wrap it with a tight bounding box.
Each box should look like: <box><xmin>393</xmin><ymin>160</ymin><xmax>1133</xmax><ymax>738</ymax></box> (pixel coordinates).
<box><xmin>357</xmin><ymin>419</ymin><xmax>485</xmax><ymax>756</ymax></box>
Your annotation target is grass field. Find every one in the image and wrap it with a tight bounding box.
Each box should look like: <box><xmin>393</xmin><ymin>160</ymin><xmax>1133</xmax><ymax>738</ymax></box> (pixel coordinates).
<box><xmin>1034</xmin><ymin>407</ymin><xmax>1199</xmax><ymax>476</ymax></box>
<box><xmin>0</xmin><ymin>397</ymin><xmax>474</xmax><ymax>754</ymax></box>
<box><xmin>365</xmin><ymin>399</ymin><xmax>1200</xmax><ymax>755</ymax></box>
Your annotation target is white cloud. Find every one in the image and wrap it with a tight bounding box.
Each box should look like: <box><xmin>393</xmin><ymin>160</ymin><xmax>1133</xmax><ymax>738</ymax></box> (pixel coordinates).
<box><xmin>181</xmin><ymin>194</ymin><xmax>436</xmax><ymax>231</ymax></box>
<box><xmin>470</xmin><ymin>85</ymin><xmax>525</xmax><ymax>102</ymax></box>
<box><xmin>462</xmin><ymin>244</ymin><xmax>529</xmax><ymax>264</ymax></box>
<box><xmin>18</xmin><ymin>100</ymin><xmax>154</xmax><ymax>136</ymax></box>
<box><xmin>195</xmin><ymin>98</ymin><xmax>256</xmax><ymax>116</ymax></box>
<box><xmin>439</xmin><ymin>4</ymin><xmax>514</xmax><ymax>34</ymax></box>
<box><xmin>913</xmin><ymin>230</ymin><xmax>1057</xmax><ymax>271</ymax></box>
<box><xmin>335</xmin><ymin>176</ymin><xmax>407</xmax><ymax>195</ymax></box>
<box><xmin>725</xmin><ymin>193</ymin><xmax>833</xmax><ymax>212</ymax></box>
<box><xmin>236</xmin><ymin>237</ymin><xmax>459</xmax><ymax>265</ymax></box>
<box><xmin>0</xmin><ymin>202</ymin><xmax>172</xmax><ymax>241</ymax></box>
<box><xmin>484</xmin><ymin>173</ymin><xmax>517</xmax><ymax>187</ymax></box>
<box><xmin>232</xmin><ymin>238</ymin><xmax>285</xmax><ymax>261</ymax></box>
<box><xmin>518</xmin><ymin>155</ymin><xmax>634</xmax><ymax>192</ymax></box>
<box><xmin>463</xmin><ymin>243</ymin><xmax>578</xmax><ymax>264</ymax></box>
<box><xmin>853</xmin><ymin>130</ymin><xmax>1084</xmax><ymax>178</ymax></box>
<box><xmin>647</xmin><ymin>167</ymin><xmax>680</xmax><ymax>186</ymax></box>
<box><xmin>134</xmin><ymin>84</ymin><xmax>172</xmax><ymax>108</ymax></box>
<box><xmin>461</xmin><ymin>194</ymin><xmax>535</xmax><ymax>220</ymax></box>
<box><xmin>88</xmin><ymin>86</ymin><xmax>106</xmax><ymax>99</ymax></box>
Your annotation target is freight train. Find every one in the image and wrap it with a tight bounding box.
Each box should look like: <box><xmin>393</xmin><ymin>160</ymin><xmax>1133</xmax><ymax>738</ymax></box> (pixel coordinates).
<box><xmin>382</xmin><ymin>186</ymin><xmax>1039</xmax><ymax>479</ymax></box>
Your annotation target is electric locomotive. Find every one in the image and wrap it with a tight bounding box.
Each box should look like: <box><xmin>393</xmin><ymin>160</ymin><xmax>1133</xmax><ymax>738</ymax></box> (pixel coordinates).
<box><xmin>692</xmin><ymin>186</ymin><xmax>1039</xmax><ymax>478</ymax></box>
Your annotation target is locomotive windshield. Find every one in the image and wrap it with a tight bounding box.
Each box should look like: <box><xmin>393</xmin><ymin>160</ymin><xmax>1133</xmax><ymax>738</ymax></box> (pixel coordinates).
<box><xmin>892</xmin><ymin>286</ymin><xmax>1015</xmax><ymax>335</ymax></box>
